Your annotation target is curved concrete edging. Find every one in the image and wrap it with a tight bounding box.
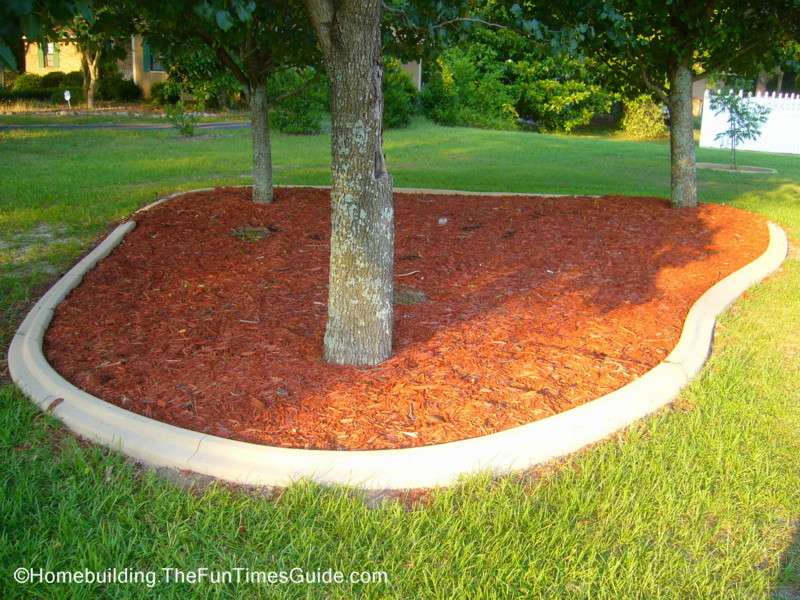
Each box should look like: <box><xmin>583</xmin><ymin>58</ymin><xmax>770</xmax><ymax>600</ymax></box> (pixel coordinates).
<box><xmin>8</xmin><ymin>187</ymin><xmax>789</xmax><ymax>490</ymax></box>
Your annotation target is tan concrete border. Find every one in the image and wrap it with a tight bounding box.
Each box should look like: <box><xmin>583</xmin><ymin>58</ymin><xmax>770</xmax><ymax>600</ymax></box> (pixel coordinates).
<box><xmin>8</xmin><ymin>187</ymin><xmax>789</xmax><ymax>490</ymax></box>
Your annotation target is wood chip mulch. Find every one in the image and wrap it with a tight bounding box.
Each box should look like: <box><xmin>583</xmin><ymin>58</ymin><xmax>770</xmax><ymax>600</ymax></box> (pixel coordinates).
<box><xmin>44</xmin><ymin>187</ymin><xmax>769</xmax><ymax>450</ymax></box>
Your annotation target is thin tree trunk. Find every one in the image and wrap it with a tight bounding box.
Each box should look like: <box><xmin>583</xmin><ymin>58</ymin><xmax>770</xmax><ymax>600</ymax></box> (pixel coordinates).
<box><xmin>249</xmin><ymin>82</ymin><xmax>273</xmax><ymax>203</ymax></box>
<box><xmin>81</xmin><ymin>56</ymin><xmax>90</xmax><ymax>102</ymax></box>
<box><xmin>667</xmin><ymin>62</ymin><xmax>697</xmax><ymax>208</ymax></box>
<box><xmin>311</xmin><ymin>0</ymin><xmax>394</xmax><ymax>366</ymax></box>
<box><xmin>86</xmin><ymin>52</ymin><xmax>100</xmax><ymax>109</ymax></box>
<box><xmin>755</xmin><ymin>72</ymin><xmax>769</xmax><ymax>94</ymax></box>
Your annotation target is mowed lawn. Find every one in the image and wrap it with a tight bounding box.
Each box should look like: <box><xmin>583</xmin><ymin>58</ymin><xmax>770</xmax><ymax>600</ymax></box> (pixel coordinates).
<box><xmin>1</xmin><ymin>118</ymin><xmax>799</xmax><ymax>599</ymax></box>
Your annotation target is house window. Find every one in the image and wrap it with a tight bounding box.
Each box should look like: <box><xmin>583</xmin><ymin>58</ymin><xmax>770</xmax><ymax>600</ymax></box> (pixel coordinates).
<box><xmin>38</xmin><ymin>42</ymin><xmax>59</xmax><ymax>68</ymax></box>
<box><xmin>44</xmin><ymin>43</ymin><xmax>57</xmax><ymax>67</ymax></box>
<box><xmin>149</xmin><ymin>53</ymin><xmax>165</xmax><ymax>72</ymax></box>
<box><xmin>141</xmin><ymin>40</ymin><xmax>165</xmax><ymax>73</ymax></box>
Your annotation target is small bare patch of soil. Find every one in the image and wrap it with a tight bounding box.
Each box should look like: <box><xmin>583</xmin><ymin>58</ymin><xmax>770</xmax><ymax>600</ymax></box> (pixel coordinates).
<box><xmin>44</xmin><ymin>187</ymin><xmax>769</xmax><ymax>450</ymax></box>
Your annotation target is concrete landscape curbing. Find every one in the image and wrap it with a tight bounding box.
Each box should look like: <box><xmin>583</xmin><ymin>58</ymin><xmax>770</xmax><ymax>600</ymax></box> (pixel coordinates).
<box><xmin>8</xmin><ymin>187</ymin><xmax>789</xmax><ymax>490</ymax></box>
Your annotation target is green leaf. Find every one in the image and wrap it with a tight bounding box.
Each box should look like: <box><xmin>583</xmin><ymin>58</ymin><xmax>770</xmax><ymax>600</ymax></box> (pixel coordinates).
<box><xmin>234</xmin><ymin>1</ymin><xmax>253</xmax><ymax>22</ymax></box>
<box><xmin>215</xmin><ymin>10</ymin><xmax>234</xmax><ymax>31</ymax></box>
<box><xmin>74</xmin><ymin>1</ymin><xmax>94</xmax><ymax>24</ymax></box>
<box><xmin>0</xmin><ymin>43</ymin><xmax>18</xmax><ymax>70</ymax></box>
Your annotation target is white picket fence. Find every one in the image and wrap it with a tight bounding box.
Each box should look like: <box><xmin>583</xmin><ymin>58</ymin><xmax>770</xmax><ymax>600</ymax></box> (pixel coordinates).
<box><xmin>699</xmin><ymin>89</ymin><xmax>800</xmax><ymax>155</ymax></box>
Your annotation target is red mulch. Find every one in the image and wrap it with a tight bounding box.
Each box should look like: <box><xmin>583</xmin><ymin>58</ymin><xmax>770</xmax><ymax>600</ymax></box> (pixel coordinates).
<box><xmin>44</xmin><ymin>187</ymin><xmax>769</xmax><ymax>450</ymax></box>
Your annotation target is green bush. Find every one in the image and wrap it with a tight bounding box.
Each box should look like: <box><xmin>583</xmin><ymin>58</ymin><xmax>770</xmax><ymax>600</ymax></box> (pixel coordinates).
<box><xmin>150</xmin><ymin>81</ymin><xmax>182</xmax><ymax>105</ymax></box>
<box><xmin>420</xmin><ymin>26</ymin><xmax>616</xmax><ymax>133</ymax></box>
<box><xmin>97</xmin><ymin>77</ymin><xmax>142</xmax><ymax>102</ymax></box>
<box><xmin>513</xmin><ymin>58</ymin><xmax>615</xmax><ymax>132</ymax></box>
<box><xmin>40</xmin><ymin>71</ymin><xmax>66</xmax><ymax>88</ymax></box>
<box><xmin>383</xmin><ymin>58</ymin><xmax>417</xmax><ymax>128</ymax></box>
<box><xmin>421</xmin><ymin>46</ymin><xmax>519</xmax><ymax>130</ymax></box>
<box><xmin>12</xmin><ymin>73</ymin><xmax>44</xmax><ymax>92</ymax></box>
<box><xmin>0</xmin><ymin>88</ymin><xmax>52</xmax><ymax>101</ymax></box>
<box><xmin>269</xmin><ymin>67</ymin><xmax>327</xmax><ymax>134</ymax></box>
<box><xmin>62</xmin><ymin>71</ymin><xmax>84</xmax><ymax>88</ymax></box>
<box><xmin>621</xmin><ymin>95</ymin><xmax>668</xmax><ymax>139</ymax></box>
<box><xmin>165</xmin><ymin>101</ymin><xmax>198</xmax><ymax>136</ymax></box>
<box><xmin>185</xmin><ymin>74</ymin><xmax>242</xmax><ymax>110</ymax></box>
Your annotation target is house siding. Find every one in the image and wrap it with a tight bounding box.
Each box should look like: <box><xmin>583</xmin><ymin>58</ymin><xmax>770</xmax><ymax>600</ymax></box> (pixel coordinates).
<box><xmin>25</xmin><ymin>41</ymin><xmax>83</xmax><ymax>74</ymax></box>
<box><xmin>23</xmin><ymin>36</ymin><xmax>166</xmax><ymax>99</ymax></box>
<box><xmin>130</xmin><ymin>35</ymin><xmax>167</xmax><ymax>98</ymax></box>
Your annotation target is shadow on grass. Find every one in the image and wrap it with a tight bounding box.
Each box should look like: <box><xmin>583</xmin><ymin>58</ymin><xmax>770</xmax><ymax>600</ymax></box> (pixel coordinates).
<box><xmin>774</xmin><ymin>524</ymin><xmax>800</xmax><ymax>599</ymax></box>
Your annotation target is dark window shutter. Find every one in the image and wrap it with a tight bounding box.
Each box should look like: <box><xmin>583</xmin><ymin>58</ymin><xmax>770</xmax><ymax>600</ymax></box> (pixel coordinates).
<box><xmin>142</xmin><ymin>40</ymin><xmax>151</xmax><ymax>73</ymax></box>
<box><xmin>53</xmin><ymin>44</ymin><xmax>60</xmax><ymax>68</ymax></box>
<box><xmin>37</xmin><ymin>45</ymin><xmax>45</xmax><ymax>68</ymax></box>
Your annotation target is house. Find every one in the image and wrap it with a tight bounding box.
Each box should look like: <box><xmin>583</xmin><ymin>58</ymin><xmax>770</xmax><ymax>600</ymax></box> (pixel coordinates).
<box><xmin>23</xmin><ymin>35</ymin><xmax>167</xmax><ymax>98</ymax></box>
<box><xmin>401</xmin><ymin>61</ymin><xmax>422</xmax><ymax>91</ymax></box>
<box><xmin>24</xmin><ymin>35</ymin><xmax>421</xmax><ymax>99</ymax></box>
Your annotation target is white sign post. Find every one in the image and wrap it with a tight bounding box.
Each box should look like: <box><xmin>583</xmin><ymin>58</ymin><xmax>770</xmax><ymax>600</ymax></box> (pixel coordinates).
<box><xmin>64</xmin><ymin>89</ymin><xmax>71</xmax><ymax>109</ymax></box>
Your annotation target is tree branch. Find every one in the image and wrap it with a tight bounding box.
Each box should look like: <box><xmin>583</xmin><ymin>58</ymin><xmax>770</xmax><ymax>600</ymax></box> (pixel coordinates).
<box><xmin>269</xmin><ymin>71</ymin><xmax>321</xmax><ymax>105</ymax></box>
<box><xmin>640</xmin><ymin>65</ymin><xmax>669</xmax><ymax>103</ymax></box>
<box><xmin>194</xmin><ymin>28</ymin><xmax>250</xmax><ymax>87</ymax></box>
<box><xmin>432</xmin><ymin>17</ymin><xmax>505</xmax><ymax>30</ymax></box>
<box><xmin>303</xmin><ymin>0</ymin><xmax>334</xmax><ymax>59</ymax></box>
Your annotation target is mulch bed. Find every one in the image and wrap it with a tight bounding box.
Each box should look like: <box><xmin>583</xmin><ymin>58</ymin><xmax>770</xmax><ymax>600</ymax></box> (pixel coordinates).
<box><xmin>44</xmin><ymin>187</ymin><xmax>769</xmax><ymax>450</ymax></box>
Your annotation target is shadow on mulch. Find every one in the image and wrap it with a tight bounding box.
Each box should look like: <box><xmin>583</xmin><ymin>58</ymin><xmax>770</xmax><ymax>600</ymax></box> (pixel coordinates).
<box><xmin>42</xmin><ymin>187</ymin><xmax>769</xmax><ymax>450</ymax></box>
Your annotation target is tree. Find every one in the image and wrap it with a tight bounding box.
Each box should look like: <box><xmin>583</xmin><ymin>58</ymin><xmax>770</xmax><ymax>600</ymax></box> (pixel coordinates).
<box><xmin>710</xmin><ymin>91</ymin><xmax>770</xmax><ymax>169</ymax></box>
<box><xmin>0</xmin><ymin>1</ymin><xmax>92</xmax><ymax>71</ymax></box>
<box><xmin>63</xmin><ymin>2</ymin><xmax>127</xmax><ymax>108</ymax></box>
<box><xmin>134</xmin><ymin>0</ymin><xmax>318</xmax><ymax>202</ymax></box>
<box><xmin>524</xmin><ymin>0</ymin><xmax>800</xmax><ymax>207</ymax></box>
<box><xmin>303</xmin><ymin>0</ymin><xmax>395</xmax><ymax>365</ymax></box>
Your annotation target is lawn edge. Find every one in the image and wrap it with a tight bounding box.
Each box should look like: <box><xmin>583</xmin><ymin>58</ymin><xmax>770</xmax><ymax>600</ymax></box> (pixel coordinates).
<box><xmin>7</xmin><ymin>187</ymin><xmax>789</xmax><ymax>490</ymax></box>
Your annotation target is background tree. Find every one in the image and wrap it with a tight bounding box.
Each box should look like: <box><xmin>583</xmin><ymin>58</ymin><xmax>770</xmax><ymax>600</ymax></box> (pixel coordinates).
<box><xmin>63</xmin><ymin>2</ymin><xmax>127</xmax><ymax>108</ymax></box>
<box><xmin>134</xmin><ymin>0</ymin><xmax>318</xmax><ymax>202</ymax></box>
<box><xmin>710</xmin><ymin>91</ymin><xmax>770</xmax><ymax>170</ymax></box>
<box><xmin>526</xmin><ymin>0</ymin><xmax>800</xmax><ymax>207</ymax></box>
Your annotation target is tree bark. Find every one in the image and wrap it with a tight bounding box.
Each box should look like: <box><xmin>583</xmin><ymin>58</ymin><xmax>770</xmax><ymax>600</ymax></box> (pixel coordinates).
<box><xmin>305</xmin><ymin>0</ymin><xmax>394</xmax><ymax>366</ymax></box>
<box><xmin>85</xmin><ymin>51</ymin><xmax>100</xmax><ymax>109</ymax></box>
<box><xmin>667</xmin><ymin>62</ymin><xmax>697</xmax><ymax>208</ymax></box>
<box><xmin>249</xmin><ymin>83</ymin><xmax>273</xmax><ymax>203</ymax></box>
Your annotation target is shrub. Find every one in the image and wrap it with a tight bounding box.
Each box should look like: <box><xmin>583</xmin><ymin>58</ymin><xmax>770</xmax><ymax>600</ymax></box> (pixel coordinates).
<box><xmin>1</xmin><ymin>70</ymin><xmax>19</xmax><ymax>89</ymax></box>
<box><xmin>269</xmin><ymin>67</ymin><xmax>327</xmax><ymax>134</ymax></box>
<box><xmin>165</xmin><ymin>101</ymin><xmax>198</xmax><ymax>136</ymax></box>
<box><xmin>383</xmin><ymin>58</ymin><xmax>417</xmax><ymax>128</ymax></box>
<box><xmin>621</xmin><ymin>96</ymin><xmax>668</xmax><ymax>139</ymax></box>
<box><xmin>40</xmin><ymin>71</ymin><xmax>66</xmax><ymax>88</ymax></box>
<box><xmin>0</xmin><ymin>88</ymin><xmax>52</xmax><ymax>101</ymax></box>
<box><xmin>12</xmin><ymin>73</ymin><xmax>43</xmax><ymax>92</ymax></box>
<box><xmin>150</xmin><ymin>80</ymin><xmax>182</xmax><ymax>105</ymax></box>
<box><xmin>184</xmin><ymin>74</ymin><xmax>242</xmax><ymax>110</ymax></box>
<box><xmin>97</xmin><ymin>77</ymin><xmax>142</xmax><ymax>102</ymax></box>
<box><xmin>513</xmin><ymin>58</ymin><xmax>615</xmax><ymax>132</ymax></box>
<box><xmin>421</xmin><ymin>46</ymin><xmax>519</xmax><ymax>130</ymax></box>
<box><xmin>62</xmin><ymin>71</ymin><xmax>84</xmax><ymax>88</ymax></box>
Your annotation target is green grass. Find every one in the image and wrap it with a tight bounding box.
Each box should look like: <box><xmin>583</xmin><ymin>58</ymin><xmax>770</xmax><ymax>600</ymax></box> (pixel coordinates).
<box><xmin>1</xmin><ymin>117</ymin><xmax>798</xmax><ymax>598</ymax></box>
<box><xmin>0</xmin><ymin>111</ymin><xmax>250</xmax><ymax>126</ymax></box>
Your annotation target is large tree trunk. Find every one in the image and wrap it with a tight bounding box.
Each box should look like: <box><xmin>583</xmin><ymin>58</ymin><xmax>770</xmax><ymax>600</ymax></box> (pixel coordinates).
<box><xmin>249</xmin><ymin>82</ymin><xmax>273</xmax><ymax>203</ymax></box>
<box><xmin>667</xmin><ymin>62</ymin><xmax>697</xmax><ymax>208</ymax></box>
<box><xmin>306</xmin><ymin>0</ymin><xmax>394</xmax><ymax>366</ymax></box>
